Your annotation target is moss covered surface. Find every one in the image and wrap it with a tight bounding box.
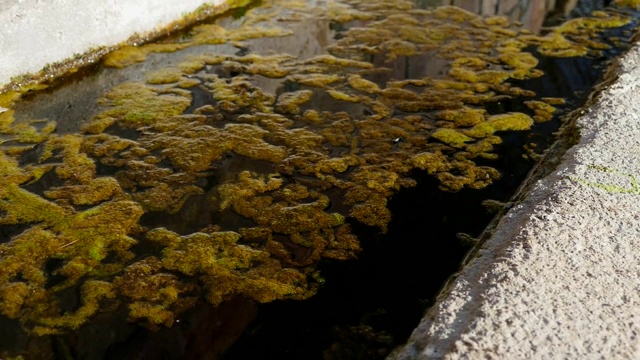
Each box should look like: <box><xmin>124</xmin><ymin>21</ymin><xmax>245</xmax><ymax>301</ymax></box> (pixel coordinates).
<box><xmin>0</xmin><ymin>0</ymin><xmax>636</xmax><ymax>336</ymax></box>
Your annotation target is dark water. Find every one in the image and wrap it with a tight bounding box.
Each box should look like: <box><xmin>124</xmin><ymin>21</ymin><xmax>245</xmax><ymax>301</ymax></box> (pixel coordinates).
<box><xmin>0</xmin><ymin>1</ymin><xmax>638</xmax><ymax>359</ymax></box>
<box><xmin>220</xmin><ymin>11</ymin><xmax>639</xmax><ymax>360</ymax></box>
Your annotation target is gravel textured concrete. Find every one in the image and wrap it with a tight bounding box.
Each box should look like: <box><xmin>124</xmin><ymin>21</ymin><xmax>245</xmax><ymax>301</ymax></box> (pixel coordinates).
<box><xmin>390</xmin><ymin>42</ymin><xmax>640</xmax><ymax>359</ymax></box>
<box><xmin>0</xmin><ymin>0</ymin><xmax>225</xmax><ymax>87</ymax></box>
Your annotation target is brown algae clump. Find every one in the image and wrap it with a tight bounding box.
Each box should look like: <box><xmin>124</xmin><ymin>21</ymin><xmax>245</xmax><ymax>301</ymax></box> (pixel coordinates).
<box><xmin>114</xmin><ymin>257</ymin><xmax>198</xmax><ymax>327</ymax></box>
<box><xmin>84</xmin><ymin>82</ymin><xmax>192</xmax><ymax>133</ymax></box>
<box><xmin>145</xmin><ymin>228</ymin><xmax>314</xmax><ymax>305</ymax></box>
<box><xmin>0</xmin><ymin>0</ymin><xmax>634</xmax><ymax>335</ymax></box>
<box><xmin>145</xmin><ymin>67</ymin><xmax>184</xmax><ymax>84</ymax></box>
<box><xmin>275</xmin><ymin>90</ymin><xmax>314</xmax><ymax>114</ymax></box>
<box><xmin>103</xmin><ymin>43</ymin><xmax>187</xmax><ymax>68</ymax></box>
<box><xmin>431</xmin><ymin>128</ymin><xmax>475</xmax><ymax>148</ymax></box>
<box><xmin>436</xmin><ymin>107</ymin><xmax>487</xmax><ymax>127</ymax></box>
<box><xmin>487</xmin><ymin>112</ymin><xmax>534</xmax><ymax>131</ymax></box>
<box><xmin>525</xmin><ymin>100</ymin><xmax>557</xmax><ymax>122</ymax></box>
<box><xmin>347</xmin><ymin>74</ymin><xmax>380</xmax><ymax>94</ymax></box>
<box><xmin>0</xmin><ymin>110</ymin><xmax>56</xmax><ymax>144</ymax></box>
<box><xmin>102</xmin><ymin>3</ymin><xmax>293</xmax><ymax>70</ymax></box>
<box><xmin>615</xmin><ymin>0</ymin><xmax>640</xmax><ymax>6</ymax></box>
<box><xmin>532</xmin><ymin>12</ymin><xmax>632</xmax><ymax>57</ymax></box>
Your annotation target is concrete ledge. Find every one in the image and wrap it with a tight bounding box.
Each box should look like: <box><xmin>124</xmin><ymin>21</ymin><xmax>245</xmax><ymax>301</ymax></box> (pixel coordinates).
<box><xmin>390</xmin><ymin>42</ymin><xmax>640</xmax><ymax>359</ymax></box>
<box><xmin>0</xmin><ymin>0</ymin><xmax>228</xmax><ymax>87</ymax></box>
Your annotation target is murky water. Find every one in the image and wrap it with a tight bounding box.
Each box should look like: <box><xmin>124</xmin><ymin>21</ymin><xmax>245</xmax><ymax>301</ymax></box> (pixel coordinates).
<box><xmin>0</xmin><ymin>0</ymin><xmax>638</xmax><ymax>359</ymax></box>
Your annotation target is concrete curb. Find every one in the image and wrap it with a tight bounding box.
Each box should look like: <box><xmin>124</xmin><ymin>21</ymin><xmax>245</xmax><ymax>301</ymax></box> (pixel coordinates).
<box><xmin>390</xmin><ymin>42</ymin><xmax>640</xmax><ymax>359</ymax></box>
<box><xmin>0</xmin><ymin>0</ymin><xmax>227</xmax><ymax>87</ymax></box>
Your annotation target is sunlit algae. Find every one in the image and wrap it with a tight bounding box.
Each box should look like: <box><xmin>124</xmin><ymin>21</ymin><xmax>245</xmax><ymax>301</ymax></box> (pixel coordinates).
<box><xmin>0</xmin><ymin>0</ymin><xmax>634</xmax><ymax>335</ymax></box>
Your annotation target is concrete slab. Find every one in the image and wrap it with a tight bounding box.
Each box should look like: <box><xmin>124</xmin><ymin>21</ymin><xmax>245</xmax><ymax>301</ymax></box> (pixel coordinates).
<box><xmin>390</xmin><ymin>42</ymin><xmax>640</xmax><ymax>359</ymax></box>
<box><xmin>0</xmin><ymin>0</ymin><xmax>229</xmax><ymax>87</ymax></box>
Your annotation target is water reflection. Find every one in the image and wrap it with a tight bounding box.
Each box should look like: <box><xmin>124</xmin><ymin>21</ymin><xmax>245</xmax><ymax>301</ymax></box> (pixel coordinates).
<box><xmin>420</xmin><ymin>0</ymin><xmax>614</xmax><ymax>32</ymax></box>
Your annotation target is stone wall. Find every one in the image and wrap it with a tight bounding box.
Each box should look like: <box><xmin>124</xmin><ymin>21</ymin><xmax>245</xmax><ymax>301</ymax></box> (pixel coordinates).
<box><xmin>0</xmin><ymin>0</ymin><xmax>230</xmax><ymax>87</ymax></box>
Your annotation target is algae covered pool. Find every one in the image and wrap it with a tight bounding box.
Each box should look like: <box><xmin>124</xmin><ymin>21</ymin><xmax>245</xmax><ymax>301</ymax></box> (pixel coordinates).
<box><xmin>0</xmin><ymin>0</ymin><xmax>638</xmax><ymax>358</ymax></box>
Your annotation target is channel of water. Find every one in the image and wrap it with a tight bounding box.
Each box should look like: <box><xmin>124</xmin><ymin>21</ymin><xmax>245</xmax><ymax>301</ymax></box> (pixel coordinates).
<box><xmin>0</xmin><ymin>1</ymin><xmax>638</xmax><ymax>359</ymax></box>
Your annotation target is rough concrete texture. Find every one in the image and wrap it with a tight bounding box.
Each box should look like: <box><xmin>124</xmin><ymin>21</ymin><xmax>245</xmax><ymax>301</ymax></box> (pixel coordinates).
<box><xmin>390</xmin><ymin>43</ymin><xmax>640</xmax><ymax>359</ymax></box>
<box><xmin>0</xmin><ymin>0</ymin><xmax>225</xmax><ymax>87</ymax></box>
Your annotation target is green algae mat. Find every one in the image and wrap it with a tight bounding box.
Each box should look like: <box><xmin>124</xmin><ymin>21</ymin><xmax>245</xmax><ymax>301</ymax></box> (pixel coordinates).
<box><xmin>0</xmin><ymin>0</ymin><xmax>639</xmax><ymax>358</ymax></box>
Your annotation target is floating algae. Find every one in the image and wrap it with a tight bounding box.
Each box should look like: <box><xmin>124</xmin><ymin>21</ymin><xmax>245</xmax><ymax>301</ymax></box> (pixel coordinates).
<box><xmin>0</xmin><ymin>0</ymin><xmax>637</xmax><ymax>355</ymax></box>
